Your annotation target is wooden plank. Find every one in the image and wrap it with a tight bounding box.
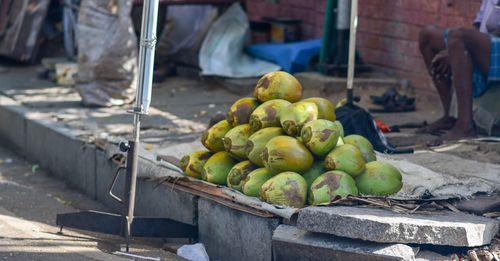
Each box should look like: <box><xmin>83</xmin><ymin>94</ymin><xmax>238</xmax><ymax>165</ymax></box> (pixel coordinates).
<box><xmin>0</xmin><ymin>0</ymin><xmax>13</xmax><ymax>35</ymax></box>
<box><xmin>157</xmin><ymin>177</ymin><xmax>276</xmax><ymax>218</ymax></box>
<box><xmin>0</xmin><ymin>0</ymin><xmax>50</xmax><ymax>62</ymax></box>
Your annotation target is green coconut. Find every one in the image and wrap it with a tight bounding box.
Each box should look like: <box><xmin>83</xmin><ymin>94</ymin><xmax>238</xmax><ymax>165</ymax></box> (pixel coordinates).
<box><xmin>309</xmin><ymin>170</ymin><xmax>358</xmax><ymax>205</ymax></box>
<box><xmin>262</xmin><ymin>136</ymin><xmax>314</xmax><ymax>174</ymax></box>
<box><xmin>202</xmin><ymin>151</ymin><xmax>239</xmax><ymax>185</ymax></box>
<box><xmin>302</xmin><ymin>97</ymin><xmax>336</xmax><ymax>121</ymax></box>
<box><xmin>343</xmin><ymin>134</ymin><xmax>376</xmax><ymax>162</ymax></box>
<box><xmin>249</xmin><ymin>99</ymin><xmax>291</xmax><ymax>131</ymax></box>
<box><xmin>302</xmin><ymin>161</ymin><xmax>328</xmax><ymax>188</ymax></box>
<box><xmin>226</xmin><ymin>97</ymin><xmax>259</xmax><ymax>127</ymax></box>
<box><xmin>355</xmin><ymin>161</ymin><xmax>403</xmax><ymax>196</ymax></box>
<box><xmin>337</xmin><ymin>136</ymin><xmax>345</xmax><ymax>146</ymax></box>
<box><xmin>245</xmin><ymin>127</ymin><xmax>284</xmax><ymax>166</ymax></box>
<box><xmin>333</xmin><ymin>120</ymin><xmax>345</xmax><ymax>138</ymax></box>
<box><xmin>324</xmin><ymin>144</ymin><xmax>366</xmax><ymax>177</ymax></box>
<box><xmin>180</xmin><ymin>150</ymin><xmax>213</xmax><ymax>179</ymax></box>
<box><xmin>242</xmin><ymin>168</ymin><xmax>275</xmax><ymax>197</ymax></box>
<box><xmin>223</xmin><ymin>124</ymin><xmax>253</xmax><ymax>159</ymax></box>
<box><xmin>253</xmin><ymin>71</ymin><xmax>303</xmax><ymax>103</ymax></box>
<box><xmin>279</xmin><ymin>102</ymin><xmax>318</xmax><ymax>136</ymax></box>
<box><xmin>201</xmin><ymin>120</ymin><xmax>232</xmax><ymax>152</ymax></box>
<box><xmin>227</xmin><ymin>160</ymin><xmax>259</xmax><ymax>191</ymax></box>
<box><xmin>260</xmin><ymin>171</ymin><xmax>308</xmax><ymax>208</ymax></box>
<box><xmin>300</xmin><ymin>119</ymin><xmax>341</xmax><ymax>157</ymax></box>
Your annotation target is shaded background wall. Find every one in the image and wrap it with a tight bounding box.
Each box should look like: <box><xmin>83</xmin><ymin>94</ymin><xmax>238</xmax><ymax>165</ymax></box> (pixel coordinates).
<box><xmin>246</xmin><ymin>0</ymin><xmax>482</xmax><ymax>97</ymax></box>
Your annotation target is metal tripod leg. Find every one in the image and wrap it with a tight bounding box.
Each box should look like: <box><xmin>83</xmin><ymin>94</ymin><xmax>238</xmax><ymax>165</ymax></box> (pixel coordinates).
<box><xmin>123</xmin><ymin>138</ymin><xmax>139</xmax><ymax>252</ymax></box>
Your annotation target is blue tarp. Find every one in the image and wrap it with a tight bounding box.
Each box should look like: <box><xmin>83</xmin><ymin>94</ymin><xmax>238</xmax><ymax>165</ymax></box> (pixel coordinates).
<box><xmin>245</xmin><ymin>39</ymin><xmax>321</xmax><ymax>73</ymax></box>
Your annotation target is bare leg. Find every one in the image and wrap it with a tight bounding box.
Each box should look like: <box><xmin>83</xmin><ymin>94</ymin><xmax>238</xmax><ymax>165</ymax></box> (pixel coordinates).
<box><xmin>442</xmin><ymin>28</ymin><xmax>491</xmax><ymax>140</ymax></box>
<box><xmin>417</xmin><ymin>26</ymin><xmax>456</xmax><ymax>133</ymax></box>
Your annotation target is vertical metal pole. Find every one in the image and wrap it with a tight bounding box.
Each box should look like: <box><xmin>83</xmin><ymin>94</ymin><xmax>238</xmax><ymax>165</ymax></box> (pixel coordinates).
<box><xmin>319</xmin><ymin>0</ymin><xmax>337</xmax><ymax>73</ymax></box>
<box><xmin>123</xmin><ymin>0</ymin><xmax>159</xmax><ymax>252</ymax></box>
<box><xmin>346</xmin><ymin>0</ymin><xmax>358</xmax><ymax>105</ymax></box>
<box><xmin>135</xmin><ymin>0</ymin><xmax>159</xmax><ymax>115</ymax></box>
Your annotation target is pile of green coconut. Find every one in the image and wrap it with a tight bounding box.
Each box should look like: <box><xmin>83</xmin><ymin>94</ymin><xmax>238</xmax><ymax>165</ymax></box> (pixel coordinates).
<box><xmin>180</xmin><ymin>71</ymin><xmax>403</xmax><ymax>208</ymax></box>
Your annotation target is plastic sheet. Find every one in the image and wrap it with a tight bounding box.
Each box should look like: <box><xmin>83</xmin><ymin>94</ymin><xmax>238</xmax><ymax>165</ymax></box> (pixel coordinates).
<box><xmin>199</xmin><ymin>3</ymin><xmax>280</xmax><ymax>78</ymax></box>
<box><xmin>177</xmin><ymin>243</ymin><xmax>209</xmax><ymax>261</ymax></box>
<box><xmin>156</xmin><ymin>5</ymin><xmax>217</xmax><ymax>60</ymax></box>
<box><xmin>76</xmin><ymin>0</ymin><xmax>137</xmax><ymax>107</ymax></box>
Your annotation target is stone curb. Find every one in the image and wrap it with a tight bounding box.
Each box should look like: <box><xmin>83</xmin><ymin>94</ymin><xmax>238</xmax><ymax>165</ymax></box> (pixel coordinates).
<box><xmin>0</xmin><ymin>94</ymin><xmax>280</xmax><ymax>261</ymax></box>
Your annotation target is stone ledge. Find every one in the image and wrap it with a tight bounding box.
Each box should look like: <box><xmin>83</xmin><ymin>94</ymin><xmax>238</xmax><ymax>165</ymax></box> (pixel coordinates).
<box><xmin>198</xmin><ymin>198</ymin><xmax>280</xmax><ymax>261</ymax></box>
<box><xmin>273</xmin><ymin>225</ymin><xmax>417</xmax><ymax>261</ymax></box>
<box><xmin>297</xmin><ymin>206</ymin><xmax>499</xmax><ymax>247</ymax></box>
<box><xmin>294</xmin><ymin>72</ymin><xmax>409</xmax><ymax>96</ymax></box>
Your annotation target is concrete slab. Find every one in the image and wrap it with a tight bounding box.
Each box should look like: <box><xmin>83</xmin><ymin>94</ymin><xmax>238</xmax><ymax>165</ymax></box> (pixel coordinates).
<box><xmin>0</xmin><ymin>96</ymin><xmax>27</xmax><ymax>153</ymax></box>
<box><xmin>415</xmin><ymin>250</ymin><xmax>450</xmax><ymax>261</ymax></box>
<box><xmin>294</xmin><ymin>72</ymin><xmax>407</xmax><ymax>96</ymax></box>
<box><xmin>25</xmin><ymin>119</ymin><xmax>86</xmax><ymax>186</ymax></box>
<box><xmin>198</xmin><ymin>198</ymin><xmax>280</xmax><ymax>261</ymax></box>
<box><xmin>0</xmin><ymin>96</ymin><xmax>100</xmax><ymax>203</ymax></box>
<box><xmin>384</xmin><ymin>132</ymin><xmax>436</xmax><ymax>148</ymax></box>
<box><xmin>453</xmin><ymin>194</ymin><xmax>500</xmax><ymax>215</ymax></box>
<box><xmin>95</xmin><ymin>149</ymin><xmax>123</xmax><ymax>213</ymax></box>
<box><xmin>273</xmin><ymin>225</ymin><xmax>417</xmax><ymax>261</ymax></box>
<box><xmin>390</xmin><ymin>151</ymin><xmax>500</xmax><ymax>191</ymax></box>
<box><xmin>96</xmin><ymin>145</ymin><xmax>198</xmax><ymax>225</ymax></box>
<box><xmin>74</xmin><ymin>144</ymin><xmax>97</xmax><ymax>199</ymax></box>
<box><xmin>25</xmin><ymin>120</ymin><xmax>49</xmax><ymax>168</ymax></box>
<box><xmin>135</xmin><ymin>178</ymin><xmax>198</xmax><ymax>226</ymax></box>
<box><xmin>154</xmin><ymin>140</ymin><xmax>204</xmax><ymax>162</ymax></box>
<box><xmin>215</xmin><ymin>77</ymin><xmax>257</xmax><ymax>96</ymax></box>
<box><xmin>297</xmin><ymin>206</ymin><xmax>499</xmax><ymax>247</ymax></box>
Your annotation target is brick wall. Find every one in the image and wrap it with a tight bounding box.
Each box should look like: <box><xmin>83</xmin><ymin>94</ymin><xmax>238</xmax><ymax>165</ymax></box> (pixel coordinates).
<box><xmin>245</xmin><ymin>0</ymin><xmax>327</xmax><ymax>40</ymax></box>
<box><xmin>357</xmin><ymin>0</ymin><xmax>482</xmax><ymax>96</ymax></box>
<box><xmin>246</xmin><ymin>0</ymin><xmax>483</xmax><ymax>97</ymax></box>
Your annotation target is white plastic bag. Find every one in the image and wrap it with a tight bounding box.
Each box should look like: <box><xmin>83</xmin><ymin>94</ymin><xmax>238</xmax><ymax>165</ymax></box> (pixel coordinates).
<box><xmin>76</xmin><ymin>0</ymin><xmax>137</xmax><ymax>107</ymax></box>
<box><xmin>199</xmin><ymin>3</ymin><xmax>280</xmax><ymax>78</ymax></box>
<box><xmin>157</xmin><ymin>5</ymin><xmax>217</xmax><ymax>57</ymax></box>
<box><xmin>177</xmin><ymin>243</ymin><xmax>209</xmax><ymax>261</ymax></box>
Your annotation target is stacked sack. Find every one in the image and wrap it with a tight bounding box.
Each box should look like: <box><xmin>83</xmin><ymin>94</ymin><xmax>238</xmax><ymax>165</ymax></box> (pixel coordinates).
<box><xmin>180</xmin><ymin>71</ymin><xmax>403</xmax><ymax>208</ymax></box>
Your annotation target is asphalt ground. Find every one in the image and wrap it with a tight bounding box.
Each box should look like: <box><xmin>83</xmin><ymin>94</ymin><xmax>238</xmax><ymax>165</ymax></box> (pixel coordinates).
<box><xmin>0</xmin><ymin>144</ymin><xmax>184</xmax><ymax>261</ymax></box>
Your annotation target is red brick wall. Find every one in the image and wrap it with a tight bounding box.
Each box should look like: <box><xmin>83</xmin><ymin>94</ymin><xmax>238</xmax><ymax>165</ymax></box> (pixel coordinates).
<box><xmin>245</xmin><ymin>0</ymin><xmax>327</xmax><ymax>40</ymax></box>
<box><xmin>357</xmin><ymin>0</ymin><xmax>482</xmax><ymax>96</ymax></box>
<box><xmin>245</xmin><ymin>0</ymin><xmax>483</xmax><ymax>96</ymax></box>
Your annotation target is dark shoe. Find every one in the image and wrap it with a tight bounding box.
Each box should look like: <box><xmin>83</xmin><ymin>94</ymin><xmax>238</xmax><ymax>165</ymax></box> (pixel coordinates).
<box><xmin>370</xmin><ymin>87</ymin><xmax>398</xmax><ymax>105</ymax></box>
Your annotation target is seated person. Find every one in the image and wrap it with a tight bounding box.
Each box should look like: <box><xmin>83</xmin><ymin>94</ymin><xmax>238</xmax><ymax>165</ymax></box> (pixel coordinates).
<box><xmin>418</xmin><ymin>0</ymin><xmax>500</xmax><ymax>141</ymax></box>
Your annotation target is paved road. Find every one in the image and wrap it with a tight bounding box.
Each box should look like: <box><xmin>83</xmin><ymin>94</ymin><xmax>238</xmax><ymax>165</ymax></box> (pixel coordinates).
<box><xmin>0</xmin><ymin>144</ymin><xmax>184</xmax><ymax>261</ymax></box>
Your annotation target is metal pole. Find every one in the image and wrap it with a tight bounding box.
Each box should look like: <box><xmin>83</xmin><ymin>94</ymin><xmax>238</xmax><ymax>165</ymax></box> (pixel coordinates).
<box><xmin>346</xmin><ymin>0</ymin><xmax>358</xmax><ymax>105</ymax></box>
<box><xmin>135</xmin><ymin>0</ymin><xmax>159</xmax><ymax>116</ymax></box>
<box><xmin>319</xmin><ymin>0</ymin><xmax>337</xmax><ymax>72</ymax></box>
<box><xmin>124</xmin><ymin>0</ymin><xmax>159</xmax><ymax>252</ymax></box>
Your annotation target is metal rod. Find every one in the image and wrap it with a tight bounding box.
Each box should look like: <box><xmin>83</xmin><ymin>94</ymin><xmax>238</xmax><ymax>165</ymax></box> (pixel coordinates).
<box><xmin>135</xmin><ymin>0</ymin><xmax>159</xmax><ymax>115</ymax></box>
<box><xmin>124</xmin><ymin>0</ymin><xmax>159</xmax><ymax>252</ymax></box>
<box><xmin>346</xmin><ymin>0</ymin><xmax>358</xmax><ymax>104</ymax></box>
<box><xmin>124</xmin><ymin>141</ymin><xmax>139</xmax><ymax>252</ymax></box>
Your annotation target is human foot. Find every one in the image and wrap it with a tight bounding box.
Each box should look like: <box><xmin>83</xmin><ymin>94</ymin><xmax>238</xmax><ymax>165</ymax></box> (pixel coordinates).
<box><xmin>416</xmin><ymin>117</ymin><xmax>456</xmax><ymax>135</ymax></box>
<box><xmin>427</xmin><ymin>126</ymin><xmax>476</xmax><ymax>146</ymax></box>
<box><xmin>441</xmin><ymin>126</ymin><xmax>476</xmax><ymax>141</ymax></box>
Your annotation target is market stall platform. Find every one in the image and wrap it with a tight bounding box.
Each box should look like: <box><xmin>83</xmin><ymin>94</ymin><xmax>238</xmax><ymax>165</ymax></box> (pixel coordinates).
<box><xmin>0</xmin><ymin>66</ymin><xmax>498</xmax><ymax>260</ymax></box>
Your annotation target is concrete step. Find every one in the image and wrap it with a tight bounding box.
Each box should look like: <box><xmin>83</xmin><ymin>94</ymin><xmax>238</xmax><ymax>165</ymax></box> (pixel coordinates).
<box><xmin>215</xmin><ymin>77</ymin><xmax>258</xmax><ymax>96</ymax></box>
<box><xmin>214</xmin><ymin>71</ymin><xmax>413</xmax><ymax>100</ymax></box>
<box><xmin>297</xmin><ymin>206</ymin><xmax>499</xmax><ymax>247</ymax></box>
<box><xmin>272</xmin><ymin>225</ymin><xmax>417</xmax><ymax>261</ymax></box>
<box><xmin>294</xmin><ymin>72</ymin><xmax>412</xmax><ymax>97</ymax></box>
